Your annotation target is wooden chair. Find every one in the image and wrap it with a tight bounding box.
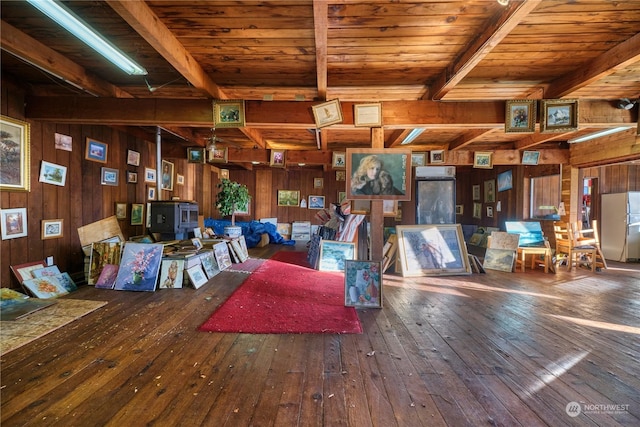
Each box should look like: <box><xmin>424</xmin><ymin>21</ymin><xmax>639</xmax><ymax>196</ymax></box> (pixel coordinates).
<box><xmin>574</xmin><ymin>220</ymin><xmax>607</xmax><ymax>270</ymax></box>
<box><xmin>554</xmin><ymin>221</ymin><xmax>597</xmax><ymax>272</ymax></box>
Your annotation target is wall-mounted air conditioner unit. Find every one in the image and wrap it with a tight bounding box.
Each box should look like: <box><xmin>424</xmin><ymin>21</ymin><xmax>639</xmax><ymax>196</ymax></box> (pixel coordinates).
<box><xmin>415</xmin><ymin>166</ymin><xmax>456</xmax><ymax>179</ymax></box>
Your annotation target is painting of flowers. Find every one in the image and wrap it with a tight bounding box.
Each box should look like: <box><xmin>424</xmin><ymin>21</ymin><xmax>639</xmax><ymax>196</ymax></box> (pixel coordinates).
<box><xmin>114</xmin><ymin>243</ymin><xmax>164</xmax><ymax>291</ymax></box>
<box><xmin>22</xmin><ymin>276</ymin><xmax>69</xmax><ymax>299</ymax></box>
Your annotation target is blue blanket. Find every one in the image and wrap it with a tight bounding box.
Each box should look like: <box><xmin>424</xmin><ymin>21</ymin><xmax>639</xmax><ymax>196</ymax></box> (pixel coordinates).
<box><xmin>203</xmin><ymin>219</ymin><xmax>296</xmax><ymax>248</ymax></box>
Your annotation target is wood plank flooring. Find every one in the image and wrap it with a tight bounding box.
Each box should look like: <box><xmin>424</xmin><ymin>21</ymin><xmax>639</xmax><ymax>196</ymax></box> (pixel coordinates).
<box><xmin>2</xmin><ymin>243</ymin><xmax>639</xmax><ymax>426</ymax></box>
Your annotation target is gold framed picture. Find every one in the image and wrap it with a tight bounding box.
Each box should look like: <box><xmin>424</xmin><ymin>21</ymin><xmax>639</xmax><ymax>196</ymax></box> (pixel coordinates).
<box><xmin>505</xmin><ymin>99</ymin><xmax>537</xmax><ymax>133</ymax></box>
<box><xmin>277</xmin><ymin>190</ymin><xmax>300</xmax><ymax>206</ymax></box>
<box><xmin>354</xmin><ymin>103</ymin><xmax>382</xmax><ymax>127</ymax></box>
<box><xmin>41</xmin><ymin>218</ymin><xmax>63</xmax><ymax>240</ymax></box>
<box><xmin>312</xmin><ymin>99</ymin><xmax>343</xmax><ymax>128</ymax></box>
<box><xmin>213</xmin><ymin>99</ymin><xmax>245</xmax><ymax>128</ymax></box>
<box><xmin>541</xmin><ymin>99</ymin><xmax>578</xmax><ymax>133</ymax></box>
<box><xmin>473</xmin><ymin>152</ymin><xmax>493</xmax><ymax>169</ymax></box>
<box><xmin>270</xmin><ymin>150</ymin><xmax>286</xmax><ymax>167</ymax></box>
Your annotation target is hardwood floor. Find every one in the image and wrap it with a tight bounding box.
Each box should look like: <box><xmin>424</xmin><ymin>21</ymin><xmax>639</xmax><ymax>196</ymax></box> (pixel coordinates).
<box><xmin>2</xmin><ymin>243</ymin><xmax>639</xmax><ymax>426</ymax></box>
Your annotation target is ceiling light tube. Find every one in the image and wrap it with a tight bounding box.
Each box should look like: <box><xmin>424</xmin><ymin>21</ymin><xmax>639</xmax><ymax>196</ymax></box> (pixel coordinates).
<box><xmin>26</xmin><ymin>0</ymin><xmax>147</xmax><ymax>75</ymax></box>
<box><xmin>400</xmin><ymin>128</ymin><xmax>425</xmax><ymax>145</ymax></box>
<box><xmin>568</xmin><ymin>127</ymin><xmax>633</xmax><ymax>143</ymax></box>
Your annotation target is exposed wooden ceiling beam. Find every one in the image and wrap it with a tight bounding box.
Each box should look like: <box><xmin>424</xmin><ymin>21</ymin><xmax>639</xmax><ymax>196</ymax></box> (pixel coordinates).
<box><xmin>546</xmin><ymin>32</ymin><xmax>640</xmax><ymax>98</ymax></box>
<box><xmin>106</xmin><ymin>0</ymin><xmax>269</xmax><ymax>148</ymax></box>
<box><xmin>313</xmin><ymin>0</ymin><xmax>328</xmax><ymax>101</ymax></box>
<box><xmin>430</xmin><ymin>0</ymin><xmax>542</xmax><ymax>100</ymax></box>
<box><xmin>0</xmin><ymin>21</ymin><xmax>133</xmax><ymax>98</ymax></box>
<box><xmin>106</xmin><ymin>0</ymin><xmax>226</xmax><ymax>100</ymax></box>
<box><xmin>514</xmin><ymin>132</ymin><xmax>573</xmax><ymax>150</ymax></box>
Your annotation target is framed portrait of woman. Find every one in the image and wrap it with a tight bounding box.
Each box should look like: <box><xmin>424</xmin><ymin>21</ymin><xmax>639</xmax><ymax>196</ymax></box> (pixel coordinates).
<box><xmin>345</xmin><ymin>148</ymin><xmax>412</xmax><ymax>201</ymax></box>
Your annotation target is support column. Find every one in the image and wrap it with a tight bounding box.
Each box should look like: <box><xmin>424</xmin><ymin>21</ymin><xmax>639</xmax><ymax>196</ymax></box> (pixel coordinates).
<box><xmin>369</xmin><ymin>127</ymin><xmax>384</xmax><ymax>261</ymax></box>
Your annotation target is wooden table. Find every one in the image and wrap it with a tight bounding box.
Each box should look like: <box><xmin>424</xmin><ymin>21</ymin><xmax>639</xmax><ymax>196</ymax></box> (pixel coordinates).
<box><xmin>516</xmin><ymin>244</ymin><xmax>552</xmax><ymax>273</ymax></box>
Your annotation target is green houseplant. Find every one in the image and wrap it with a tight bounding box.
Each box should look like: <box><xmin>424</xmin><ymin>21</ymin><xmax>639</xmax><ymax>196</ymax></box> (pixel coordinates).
<box><xmin>215</xmin><ymin>178</ymin><xmax>250</xmax><ymax>237</ymax></box>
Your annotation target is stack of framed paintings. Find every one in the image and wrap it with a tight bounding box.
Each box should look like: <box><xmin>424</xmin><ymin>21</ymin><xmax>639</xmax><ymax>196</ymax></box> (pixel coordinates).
<box><xmin>317</xmin><ymin>240</ymin><xmax>356</xmax><ymax>272</ymax></box>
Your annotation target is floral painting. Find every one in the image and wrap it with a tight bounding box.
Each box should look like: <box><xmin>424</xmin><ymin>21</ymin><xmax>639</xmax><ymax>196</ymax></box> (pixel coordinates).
<box><xmin>114</xmin><ymin>243</ymin><xmax>164</xmax><ymax>291</ymax></box>
<box><xmin>344</xmin><ymin>260</ymin><xmax>382</xmax><ymax>308</ymax></box>
<box><xmin>22</xmin><ymin>276</ymin><xmax>69</xmax><ymax>299</ymax></box>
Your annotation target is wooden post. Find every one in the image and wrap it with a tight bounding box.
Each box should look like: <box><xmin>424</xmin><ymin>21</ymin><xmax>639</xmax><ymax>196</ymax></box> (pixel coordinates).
<box><xmin>369</xmin><ymin>127</ymin><xmax>384</xmax><ymax>261</ymax></box>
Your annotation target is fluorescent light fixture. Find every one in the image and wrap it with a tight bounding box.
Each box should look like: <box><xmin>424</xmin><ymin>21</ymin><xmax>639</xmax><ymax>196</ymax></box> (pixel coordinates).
<box><xmin>27</xmin><ymin>0</ymin><xmax>147</xmax><ymax>76</ymax></box>
<box><xmin>568</xmin><ymin>127</ymin><xmax>633</xmax><ymax>143</ymax></box>
<box><xmin>400</xmin><ymin>128</ymin><xmax>425</xmax><ymax>145</ymax></box>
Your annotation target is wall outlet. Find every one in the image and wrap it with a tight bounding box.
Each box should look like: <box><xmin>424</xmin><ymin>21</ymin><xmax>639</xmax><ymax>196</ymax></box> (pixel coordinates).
<box><xmin>46</xmin><ymin>256</ymin><xmax>54</xmax><ymax>266</ymax></box>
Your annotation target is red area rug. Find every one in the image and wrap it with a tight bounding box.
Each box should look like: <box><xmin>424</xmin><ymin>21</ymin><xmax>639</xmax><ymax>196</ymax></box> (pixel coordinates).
<box><xmin>198</xmin><ymin>253</ymin><xmax>362</xmax><ymax>334</ymax></box>
<box><xmin>268</xmin><ymin>250</ymin><xmax>311</xmax><ymax>267</ymax></box>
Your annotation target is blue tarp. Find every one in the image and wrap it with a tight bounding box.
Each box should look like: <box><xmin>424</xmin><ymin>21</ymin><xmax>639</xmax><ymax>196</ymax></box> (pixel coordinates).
<box><xmin>203</xmin><ymin>219</ymin><xmax>296</xmax><ymax>248</ymax></box>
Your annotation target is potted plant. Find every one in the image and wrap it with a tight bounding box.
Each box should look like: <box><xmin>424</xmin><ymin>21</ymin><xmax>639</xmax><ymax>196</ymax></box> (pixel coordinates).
<box><xmin>215</xmin><ymin>178</ymin><xmax>250</xmax><ymax>238</ymax></box>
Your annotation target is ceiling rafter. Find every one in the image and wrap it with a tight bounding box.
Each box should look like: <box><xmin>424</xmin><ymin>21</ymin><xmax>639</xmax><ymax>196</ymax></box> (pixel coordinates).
<box><xmin>0</xmin><ymin>20</ymin><xmax>133</xmax><ymax>98</ymax></box>
<box><xmin>313</xmin><ymin>0</ymin><xmax>328</xmax><ymax>101</ymax></box>
<box><xmin>545</xmin><ymin>32</ymin><xmax>640</xmax><ymax>98</ymax></box>
<box><xmin>429</xmin><ymin>0</ymin><xmax>542</xmax><ymax>101</ymax></box>
<box><xmin>106</xmin><ymin>0</ymin><xmax>267</xmax><ymax>149</ymax></box>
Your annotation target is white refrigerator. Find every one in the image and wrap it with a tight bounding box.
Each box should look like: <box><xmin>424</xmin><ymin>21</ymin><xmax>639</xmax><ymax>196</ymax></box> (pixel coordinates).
<box><xmin>601</xmin><ymin>192</ymin><xmax>640</xmax><ymax>262</ymax></box>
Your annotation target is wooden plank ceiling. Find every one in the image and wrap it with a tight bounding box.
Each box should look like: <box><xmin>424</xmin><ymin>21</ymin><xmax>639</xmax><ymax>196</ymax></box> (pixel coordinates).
<box><xmin>1</xmin><ymin>0</ymin><xmax>639</xmax><ymax>168</ymax></box>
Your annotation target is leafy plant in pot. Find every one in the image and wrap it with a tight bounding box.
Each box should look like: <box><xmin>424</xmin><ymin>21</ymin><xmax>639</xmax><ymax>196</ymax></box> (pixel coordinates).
<box><xmin>215</xmin><ymin>178</ymin><xmax>250</xmax><ymax>238</ymax></box>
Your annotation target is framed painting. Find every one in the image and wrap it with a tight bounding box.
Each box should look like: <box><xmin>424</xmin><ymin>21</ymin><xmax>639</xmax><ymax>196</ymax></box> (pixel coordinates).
<box><xmin>41</xmin><ymin>219</ymin><xmax>63</xmax><ymax>239</ymax></box>
<box><xmin>332</xmin><ymin>152</ymin><xmax>346</xmax><ymax>169</ymax></box>
<box><xmin>176</xmin><ymin>174</ymin><xmax>184</xmax><ymax>185</ymax></box>
<box><xmin>411</xmin><ymin>153</ymin><xmax>426</xmax><ymax>167</ymax></box>
<box><xmin>147</xmin><ymin>187</ymin><xmax>156</xmax><ymax>200</ymax></box>
<box><xmin>127</xmin><ymin>171</ymin><xmax>138</xmax><ymax>183</ymax></box>
<box><xmin>344</xmin><ymin>260</ymin><xmax>383</xmax><ymax>308</ymax></box>
<box><xmin>270</xmin><ymin>150</ymin><xmax>286</xmax><ymax>167</ymax></box>
<box><xmin>313</xmin><ymin>177</ymin><xmax>323</xmax><ymax>188</ymax></box>
<box><xmin>127</xmin><ymin>149</ymin><xmax>140</xmax><ymax>166</ymax></box>
<box><xmin>505</xmin><ymin>99</ymin><xmax>536</xmax><ymax>133</ymax></box>
<box><xmin>472</xmin><ymin>184</ymin><xmax>481</xmax><ymax>200</ymax></box>
<box><xmin>541</xmin><ymin>99</ymin><xmax>578</xmax><ymax>133</ymax></box>
<box><xmin>336</xmin><ymin>170</ymin><xmax>346</xmax><ymax>181</ymax></box>
<box><xmin>346</xmin><ymin>148</ymin><xmax>411</xmax><ymax>200</ymax></box>
<box><xmin>101</xmin><ymin>167</ymin><xmax>119</xmax><ymax>186</ymax></box>
<box><xmin>354</xmin><ymin>103</ymin><xmax>382</xmax><ymax>127</ymax></box>
<box><xmin>308</xmin><ymin>195</ymin><xmax>325</xmax><ymax>209</ymax></box>
<box><xmin>338</xmin><ymin>191</ymin><xmax>347</xmax><ymax>203</ymax></box>
<box><xmin>522</xmin><ymin>150</ymin><xmax>540</xmax><ymax>165</ymax></box>
<box><xmin>383</xmin><ymin>200</ymin><xmax>398</xmax><ymax>217</ymax></box>
<box><xmin>114</xmin><ymin>242</ymin><xmax>164</xmax><ymax>291</ymax></box>
<box><xmin>22</xmin><ymin>276</ymin><xmax>69</xmax><ymax>299</ymax></box>
<box><xmin>312</xmin><ymin>99</ymin><xmax>343</xmax><ymax>128</ymax></box>
<box><xmin>473</xmin><ymin>202</ymin><xmax>482</xmax><ymax>219</ymax></box>
<box><xmin>213</xmin><ymin>241</ymin><xmax>232</xmax><ymax>270</ymax></box>
<box><xmin>115</xmin><ymin>202</ymin><xmax>127</xmax><ymax>219</ymax></box>
<box><xmin>318</xmin><ymin>240</ymin><xmax>355</xmax><ymax>272</ymax></box>
<box><xmin>396</xmin><ymin>224</ymin><xmax>471</xmax><ymax>277</ymax></box>
<box><xmin>484</xmin><ymin>179</ymin><xmax>496</xmax><ymax>203</ymax></box>
<box><xmin>54</xmin><ymin>132</ymin><xmax>72</xmax><ymax>151</ymax></box>
<box><xmin>1</xmin><ymin>207</ymin><xmax>27</xmax><ymax>240</ymax></box>
<box><xmin>234</xmin><ymin>200</ymin><xmax>250</xmax><ymax>216</ymax></box>
<box><xmin>85</xmin><ymin>138</ymin><xmax>108</xmax><ymax>163</ymax></box>
<box><xmin>159</xmin><ymin>258</ymin><xmax>184</xmax><ymax>289</ymax></box>
<box><xmin>38</xmin><ymin>161</ymin><xmax>67</xmax><ymax>186</ymax></box>
<box><xmin>186</xmin><ymin>265</ymin><xmax>208</xmax><ymax>289</ymax></box>
<box><xmin>209</xmin><ymin>147</ymin><xmax>228</xmax><ymax>163</ymax></box>
<box><xmin>0</xmin><ymin>115</ymin><xmax>31</xmax><ymax>191</ymax></box>
<box><xmin>351</xmin><ymin>200</ymin><xmax>370</xmax><ymax>215</ymax></box>
<box><xmin>161</xmin><ymin>159</ymin><xmax>174</xmax><ymax>191</ymax></box>
<box><xmin>474</xmin><ymin>151</ymin><xmax>493</xmax><ymax>169</ymax></box>
<box><xmin>144</xmin><ymin>167</ymin><xmax>156</xmax><ymax>183</ymax></box>
<box><xmin>497</xmin><ymin>170</ymin><xmax>513</xmax><ymax>192</ymax></box>
<box><xmin>11</xmin><ymin>261</ymin><xmax>46</xmax><ymax>284</ymax></box>
<box><xmin>187</xmin><ymin>147</ymin><xmax>206</xmax><ymax>163</ymax></box>
<box><xmin>486</xmin><ymin>206</ymin><xmax>494</xmax><ymax>218</ymax></box>
<box><xmin>483</xmin><ymin>248</ymin><xmax>516</xmax><ymax>273</ymax></box>
<box><xmin>277</xmin><ymin>190</ymin><xmax>300</xmax><ymax>206</ymax></box>
<box><xmin>88</xmin><ymin>241</ymin><xmax>123</xmax><ymax>286</ymax></box>
<box><xmin>220</xmin><ymin>169</ymin><xmax>229</xmax><ymax>179</ymax></box>
<box><xmin>214</xmin><ymin>99</ymin><xmax>245</xmax><ymax>128</ymax></box>
<box><xmin>131</xmin><ymin>203</ymin><xmax>144</xmax><ymax>225</ymax></box>
<box><xmin>200</xmin><ymin>251</ymin><xmax>221</xmax><ymax>280</ymax></box>
<box><xmin>455</xmin><ymin>205</ymin><xmax>463</xmax><ymax>215</ymax></box>
<box><xmin>429</xmin><ymin>150</ymin><xmax>445</xmax><ymax>164</ymax></box>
